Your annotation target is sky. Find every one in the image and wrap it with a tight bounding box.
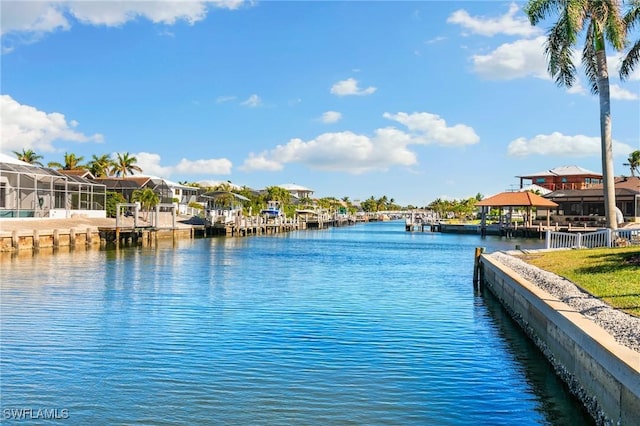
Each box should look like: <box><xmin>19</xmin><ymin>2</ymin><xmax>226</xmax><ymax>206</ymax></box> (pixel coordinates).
<box><xmin>1</xmin><ymin>0</ymin><xmax>639</xmax><ymax>207</ymax></box>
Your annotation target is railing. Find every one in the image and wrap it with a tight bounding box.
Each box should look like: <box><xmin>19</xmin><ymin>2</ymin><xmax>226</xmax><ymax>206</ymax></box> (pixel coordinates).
<box><xmin>545</xmin><ymin>228</ymin><xmax>640</xmax><ymax>249</ymax></box>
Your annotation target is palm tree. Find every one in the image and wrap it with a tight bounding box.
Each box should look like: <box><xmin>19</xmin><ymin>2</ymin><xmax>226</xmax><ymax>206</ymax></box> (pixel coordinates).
<box><xmin>131</xmin><ymin>188</ymin><xmax>159</xmax><ymax>221</ymax></box>
<box><xmin>623</xmin><ymin>149</ymin><xmax>640</xmax><ymax>176</ymax></box>
<box><xmin>620</xmin><ymin>0</ymin><xmax>640</xmax><ymax>80</ymax></box>
<box><xmin>87</xmin><ymin>154</ymin><xmax>115</xmax><ymax>177</ymax></box>
<box><xmin>526</xmin><ymin>0</ymin><xmax>626</xmax><ymax>230</ymax></box>
<box><xmin>47</xmin><ymin>152</ymin><xmax>85</xmax><ymax>170</ymax></box>
<box><xmin>112</xmin><ymin>152</ymin><xmax>142</xmax><ymax>177</ymax></box>
<box><xmin>12</xmin><ymin>149</ymin><xmax>44</xmax><ymax>166</ymax></box>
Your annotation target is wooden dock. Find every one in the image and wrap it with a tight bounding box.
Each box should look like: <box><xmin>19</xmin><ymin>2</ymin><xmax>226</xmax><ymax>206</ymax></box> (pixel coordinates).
<box><xmin>0</xmin><ymin>212</ymin><xmax>362</xmax><ymax>253</ymax></box>
<box><xmin>404</xmin><ymin>220</ymin><xmax>608</xmax><ymax>239</ymax></box>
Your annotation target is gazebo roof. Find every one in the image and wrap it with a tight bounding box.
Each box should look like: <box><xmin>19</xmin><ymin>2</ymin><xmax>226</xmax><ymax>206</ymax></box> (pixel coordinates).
<box><xmin>476</xmin><ymin>191</ymin><xmax>558</xmax><ymax>207</ymax></box>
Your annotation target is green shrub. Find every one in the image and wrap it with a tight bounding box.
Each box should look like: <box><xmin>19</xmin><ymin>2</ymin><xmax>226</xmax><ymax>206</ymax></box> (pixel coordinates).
<box><xmin>106</xmin><ymin>191</ymin><xmax>126</xmax><ymax>218</ymax></box>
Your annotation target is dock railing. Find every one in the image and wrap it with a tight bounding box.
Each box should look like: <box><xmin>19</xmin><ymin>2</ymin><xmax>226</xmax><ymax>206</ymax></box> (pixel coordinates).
<box><xmin>545</xmin><ymin>228</ymin><xmax>640</xmax><ymax>249</ymax></box>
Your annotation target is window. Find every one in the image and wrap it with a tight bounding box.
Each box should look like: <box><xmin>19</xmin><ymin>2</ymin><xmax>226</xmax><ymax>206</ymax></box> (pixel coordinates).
<box><xmin>536</xmin><ymin>178</ymin><xmax>546</xmax><ymax>183</ymax></box>
<box><xmin>561</xmin><ymin>177</ymin><xmax>567</xmax><ymax>183</ymax></box>
<box><xmin>0</xmin><ymin>183</ymin><xmax>5</xmax><ymax>208</ymax></box>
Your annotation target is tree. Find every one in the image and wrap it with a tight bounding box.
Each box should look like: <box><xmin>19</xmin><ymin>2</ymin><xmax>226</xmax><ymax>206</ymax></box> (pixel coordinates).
<box><xmin>131</xmin><ymin>188</ymin><xmax>159</xmax><ymax>221</ymax></box>
<box><xmin>13</xmin><ymin>149</ymin><xmax>43</xmax><ymax>166</ymax></box>
<box><xmin>105</xmin><ymin>191</ymin><xmax>126</xmax><ymax>218</ymax></box>
<box><xmin>620</xmin><ymin>0</ymin><xmax>640</xmax><ymax>79</ymax></box>
<box><xmin>623</xmin><ymin>149</ymin><xmax>640</xmax><ymax>176</ymax></box>
<box><xmin>361</xmin><ymin>196</ymin><xmax>378</xmax><ymax>212</ymax></box>
<box><xmin>112</xmin><ymin>152</ymin><xmax>142</xmax><ymax>177</ymax></box>
<box><xmin>265</xmin><ymin>186</ymin><xmax>291</xmax><ymax>204</ymax></box>
<box><xmin>526</xmin><ymin>0</ymin><xmax>626</xmax><ymax>230</ymax></box>
<box><xmin>87</xmin><ymin>154</ymin><xmax>115</xmax><ymax>177</ymax></box>
<box><xmin>47</xmin><ymin>152</ymin><xmax>85</xmax><ymax>170</ymax></box>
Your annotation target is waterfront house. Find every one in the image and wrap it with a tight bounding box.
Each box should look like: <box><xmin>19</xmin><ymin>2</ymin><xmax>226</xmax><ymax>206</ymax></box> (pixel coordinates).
<box><xmin>95</xmin><ymin>176</ymin><xmax>174</xmax><ymax>202</ymax></box>
<box><xmin>0</xmin><ymin>153</ymin><xmax>107</xmax><ymax>219</ymax></box>
<box><xmin>518</xmin><ymin>166</ymin><xmax>602</xmax><ymax>192</ymax></box>
<box><xmin>278</xmin><ymin>183</ymin><xmax>314</xmax><ymax>202</ymax></box>
<box><xmin>544</xmin><ymin>176</ymin><xmax>640</xmax><ymax>224</ymax></box>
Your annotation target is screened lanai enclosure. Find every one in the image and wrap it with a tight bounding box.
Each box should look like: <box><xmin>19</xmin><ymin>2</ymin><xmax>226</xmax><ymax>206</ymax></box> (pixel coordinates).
<box><xmin>0</xmin><ymin>163</ymin><xmax>107</xmax><ymax>218</ymax></box>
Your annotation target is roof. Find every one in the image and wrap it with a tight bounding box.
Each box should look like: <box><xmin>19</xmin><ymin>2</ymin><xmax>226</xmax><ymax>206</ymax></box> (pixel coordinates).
<box><xmin>129</xmin><ymin>174</ymin><xmax>194</xmax><ymax>189</ymax></box>
<box><xmin>94</xmin><ymin>178</ymin><xmax>141</xmax><ymax>189</ymax></box>
<box><xmin>0</xmin><ymin>162</ymin><xmax>104</xmax><ymax>186</ymax></box>
<box><xmin>0</xmin><ymin>152</ymin><xmax>31</xmax><ymax>166</ymax></box>
<box><xmin>278</xmin><ymin>183</ymin><xmax>314</xmax><ymax>192</ymax></box>
<box><xmin>592</xmin><ymin>176</ymin><xmax>640</xmax><ymax>191</ymax></box>
<box><xmin>201</xmin><ymin>191</ymin><xmax>250</xmax><ymax>202</ymax></box>
<box><xmin>121</xmin><ymin>176</ymin><xmax>152</xmax><ymax>187</ymax></box>
<box><xmin>197</xmin><ymin>180</ymin><xmax>243</xmax><ymax>190</ymax></box>
<box><xmin>476</xmin><ymin>191</ymin><xmax>558</xmax><ymax>207</ymax></box>
<box><xmin>518</xmin><ymin>165</ymin><xmax>601</xmax><ymax>178</ymax></box>
<box><xmin>518</xmin><ymin>184</ymin><xmax>552</xmax><ymax>195</ymax></box>
<box><xmin>58</xmin><ymin>169</ymin><xmax>95</xmax><ymax>179</ymax></box>
<box><xmin>547</xmin><ymin>188</ymin><xmax>640</xmax><ymax>199</ymax></box>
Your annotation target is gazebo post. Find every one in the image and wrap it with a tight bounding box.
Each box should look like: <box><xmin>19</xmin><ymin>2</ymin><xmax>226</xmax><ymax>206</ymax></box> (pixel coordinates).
<box><xmin>480</xmin><ymin>206</ymin><xmax>487</xmax><ymax>237</ymax></box>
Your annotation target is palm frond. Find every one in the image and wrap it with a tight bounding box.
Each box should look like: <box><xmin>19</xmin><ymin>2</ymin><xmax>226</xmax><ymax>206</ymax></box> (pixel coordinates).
<box><xmin>623</xmin><ymin>0</ymin><xmax>640</xmax><ymax>28</ymax></box>
<box><xmin>525</xmin><ymin>0</ymin><xmax>565</xmax><ymax>24</ymax></box>
<box><xmin>593</xmin><ymin>0</ymin><xmax>626</xmax><ymax>50</ymax></box>
<box><xmin>546</xmin><ymin>12</ymin><xmax>579</xmax><ymax>87</ymax></box>
<box><xmin>582</xmin><ymin>22</ymin><xmax>600</xmax><ymax>94</ymax></box>
<box><xmin>620</xmin><ymin>39</ymin><xmax>640</xmax><ymax>79</ymax></box>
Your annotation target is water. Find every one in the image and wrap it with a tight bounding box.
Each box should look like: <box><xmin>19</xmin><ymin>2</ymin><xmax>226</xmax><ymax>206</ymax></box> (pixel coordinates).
<box><xmin>0</xmin><ymin>222</ymin><xmax>593</xmax><ymax>425</ymax></box>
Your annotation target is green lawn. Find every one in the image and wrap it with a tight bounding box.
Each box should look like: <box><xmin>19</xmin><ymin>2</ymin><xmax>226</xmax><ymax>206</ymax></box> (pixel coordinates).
<box><xmin>519</xmin><ymin>247</ymin><xmax>640</xmax><ymax>317</ymax></box>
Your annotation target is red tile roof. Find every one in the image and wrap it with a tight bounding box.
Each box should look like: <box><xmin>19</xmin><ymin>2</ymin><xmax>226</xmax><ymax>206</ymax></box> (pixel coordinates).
<box><xmin>476</xmin><ymin>191</ymin><xmax>558</xmax><ymax>207</ymax></box>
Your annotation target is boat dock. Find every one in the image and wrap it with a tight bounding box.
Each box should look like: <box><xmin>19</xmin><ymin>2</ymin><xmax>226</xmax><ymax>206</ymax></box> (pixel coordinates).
<box><xmin>0</xmin><ymin>212</ymin><xmax>357</xmax><ymax>253</ymax></box>
<box><xmin>404</xmin><ymin>219</ymin><xmax>608</xmax><ymax>239</ymax></box>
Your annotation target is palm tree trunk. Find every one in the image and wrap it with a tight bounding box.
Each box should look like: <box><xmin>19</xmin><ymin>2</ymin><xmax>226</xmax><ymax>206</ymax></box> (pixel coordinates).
<box><xmin>595</xmin><ymin>48</ymin><xmax>618</xmax><ymax>229</ymax></box>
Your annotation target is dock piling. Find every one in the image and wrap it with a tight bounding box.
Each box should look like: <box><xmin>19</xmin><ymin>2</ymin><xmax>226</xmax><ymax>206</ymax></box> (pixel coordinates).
<box><xmin>473</xmin><ymin>247</ymin><xmax>485</xmax><ymax>288</ymax></box>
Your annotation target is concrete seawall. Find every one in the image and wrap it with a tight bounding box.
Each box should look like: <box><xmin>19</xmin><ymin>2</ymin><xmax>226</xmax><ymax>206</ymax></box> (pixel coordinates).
<box><xmin>0</xmin><ymin>228</ymin><xmax>194</xmax><ymax>252</ymax></box>
<box><xmin>479</xmin><ymin>254</ymin><xmax>640</xmax><ymax>425</ymax></box>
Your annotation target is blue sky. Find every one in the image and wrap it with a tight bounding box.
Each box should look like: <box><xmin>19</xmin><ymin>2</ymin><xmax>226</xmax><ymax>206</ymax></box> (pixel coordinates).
<box><xmin>2</xmin><ymin>1</ymin><xmax>639</xmax><ymax>206</ymax></box>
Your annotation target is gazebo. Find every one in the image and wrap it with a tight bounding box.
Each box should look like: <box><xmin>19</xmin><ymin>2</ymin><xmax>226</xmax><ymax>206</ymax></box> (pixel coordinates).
<box><xmin>476</xmin><ymin>191</ymin><xmax>559</xmax><ymax>232</ymax></box>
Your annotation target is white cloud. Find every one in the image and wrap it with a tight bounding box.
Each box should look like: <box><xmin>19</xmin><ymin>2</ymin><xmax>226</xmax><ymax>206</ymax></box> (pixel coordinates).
<box><xmin>610</xmin><ymin>51</ymin><xmax>640</xmax><ymax>82</ymax></box>
<box><xmin>330</xmin><ymin>78</ymin><xmax>377</xmax><ymax>96</ymax></box>
<box><xmin>133</xmin><ymin>152</ymin><xmax>174</xmax><ymax>176</ymax></box>
<box><xmin>216</xmin><ymin>95</ymin><xmax>236</xmax><ymax>103</ymax></box>
<box><xmin>239</xmin><ymin>153</ymin><xmax>283</xmax><ymax>172</ymax></box>
<box><xmin>240</xmin><ymin>111</ymin><xmax>479</xmax><ymax>173</ymax></box>
<box><xmin>135</xmin><ymin>152</ymin><xmax>233</xmax><ymax>177</ymax></box>
<box><xmin>1</xmin><ymin>1</ymin><xmax>69</xmax><ymax>36</ymax></box>
<box><xmin>566</xmin><ymin>82</ymin><xmax>587</xmax><ymax>95</ymax></box>
<box><xmin>447</xmin><ymin>3</ymin><xmax>540</xmax><ymax>37</ymax></box>
<box><xmin>0</xmin><ymin>94</ymin><xmax>103</xmax><ymax>153</ymax></box>
<box><xmin>383</xmin><ymin>112</ymin><xmax>479</xmax><ymax>146</ymax></box>
<box><xmin>1</xmin><ymin>1</ymin><xmax>247</xmax><ymax>50</ymax></box>
<box><xmin>242</xmin><ymin>130</ymin><xmax>416</xmax><ymax>174</ymax></box>
<box><xmin>321</xmin><ymin>111</ymin><xmax>342</xmax><ymax>123</ymax></box>
<box><xmin>472</xmin><ymin>36</ymin><xmax>549</xmax><ymax>80</ymax></box>
<box><xmin>610</xmin><ymin>84</ymin><xmax>639</xmax><ymax>101</ymax></box>
<box><xmin>507</xmin><ymin>132</ymin><xmax>634</xmax><ymax>157</ymax></box>
<box><xmin>424</xmin><ymin>36</ymin><xmax>447</xmax><ymax>45</ymax></box>
<box><xmin>68</xmin><ymin>1</ymin><xmax>210</xmax><ymax>27</ymax></box>
<box><xmin>240</xmin><ymin>94</ymin><xmax>262</xmax><ymax>107</ymax></box>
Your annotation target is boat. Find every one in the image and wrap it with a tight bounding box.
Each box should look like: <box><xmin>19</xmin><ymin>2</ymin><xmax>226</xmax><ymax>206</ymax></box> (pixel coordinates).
<box><xmin>261</xmin><ymin>200</ymin><xmax>281</xmax><ymax>217</ymax></box>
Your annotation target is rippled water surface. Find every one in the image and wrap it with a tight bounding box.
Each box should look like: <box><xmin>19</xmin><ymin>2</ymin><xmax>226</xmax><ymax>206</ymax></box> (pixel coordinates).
<box><xmin>1</xmin><ymin>222</ymin><xmax>593</xmax><ymax>425</ymax></box>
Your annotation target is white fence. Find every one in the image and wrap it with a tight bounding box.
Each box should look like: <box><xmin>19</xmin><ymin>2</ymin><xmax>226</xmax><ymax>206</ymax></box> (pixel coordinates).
<box><xmin>545</xmin><ymin>228</ymin><xmax>640</xmax><ymax>249</ymax></box>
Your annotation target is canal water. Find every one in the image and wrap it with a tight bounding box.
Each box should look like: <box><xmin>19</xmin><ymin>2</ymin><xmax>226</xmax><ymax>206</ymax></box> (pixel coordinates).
<box><xmin>0</xmin><ymin>221</ymin><xmax>593</xmax><ymax>425</ymax></box>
